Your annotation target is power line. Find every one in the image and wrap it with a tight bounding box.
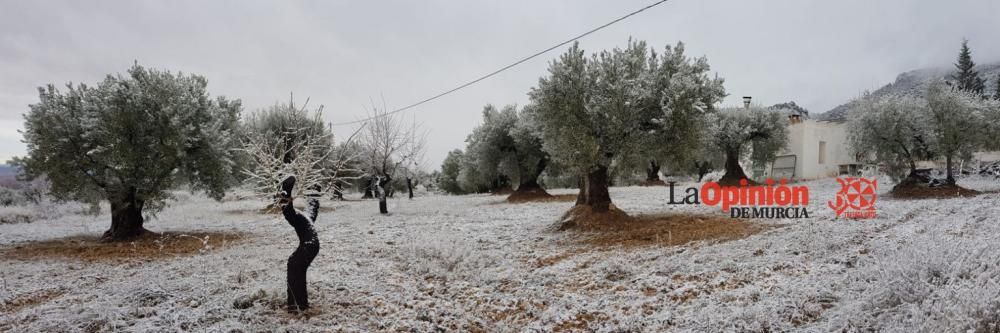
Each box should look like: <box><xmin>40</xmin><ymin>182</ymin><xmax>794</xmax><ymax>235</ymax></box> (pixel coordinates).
<box><xmin>331</xmin><ymin>0</ymin><xmax>672</xmax><ymax>126</ymax></box>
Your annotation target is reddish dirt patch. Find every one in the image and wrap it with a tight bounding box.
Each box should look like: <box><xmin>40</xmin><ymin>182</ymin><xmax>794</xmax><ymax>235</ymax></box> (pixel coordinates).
<box><xmin>583</xmin><ymin>213</ymin><xmax>775</xmax><ymax>249</ymax></box>
<box><xmin>506</xmin><ymin>187</ymin><xmax>554</xmax><ymax>202</ymax></box>
<box><xmin>556</xmin><ymin>204</ymin><xmax>635</xmax><ymax>231</ymax></box>
<box><xmin>0</xmin><ymin>231</ymin><xmax>249</xmax><ymax>262</ymax></box>
<box><xmin>556</xmin><ymin>205</ymin><xmax>776</xmax><ymax>249</ymax></box>
<box><xmin>890</xmin><ymin>183</ymin><xmax>980</xmax><ymax>199</ymax></box>
<box><xmin>716</xmin><ymin>177</ymin><xmax>759</xmax><ymax>187</ymax></box>
<box><xmin>506</xmin><ymin>187</ymin><xmax>577</xmax><ymax>203</ymax></box>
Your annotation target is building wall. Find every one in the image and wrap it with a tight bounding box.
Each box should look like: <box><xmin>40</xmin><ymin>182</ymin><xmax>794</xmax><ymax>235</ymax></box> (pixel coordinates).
<box><xmin>778</xmin><ymin>120</ymin><xmax>857</xmax><ymax>180</ymax></box>
<box><xmin>975</xmin><ymin>151</ymin><xmax>1000</xmax><ymax>162</ymax></box>
<box><xmin>781</xmin><ymin>120</ymin><xmax>806</xmax><ymax>178</ymax></box>
<box><xmin>773</xmin><ymin>119</ymin><xmax>997</xmax><ymax>181</ymax></box>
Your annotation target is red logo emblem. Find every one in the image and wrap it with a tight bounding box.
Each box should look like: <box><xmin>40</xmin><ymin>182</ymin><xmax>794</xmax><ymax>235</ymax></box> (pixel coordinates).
<box><xmin>828</xmin><ymin>177</ymin><xmax>877</xmax><ymax>219</ymax></box>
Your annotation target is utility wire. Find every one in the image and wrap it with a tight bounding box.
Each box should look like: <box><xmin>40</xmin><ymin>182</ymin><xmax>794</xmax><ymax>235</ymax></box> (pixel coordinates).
<box><xmin>331</xmin><ymin>0</ymin><xmax>672</xmax><ymax>126</ymax></box>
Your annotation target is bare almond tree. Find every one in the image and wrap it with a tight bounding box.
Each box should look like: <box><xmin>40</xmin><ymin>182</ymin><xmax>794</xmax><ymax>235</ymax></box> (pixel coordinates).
<box><xmin>401</xmin><ymin>141</ymin><xmax>427</xmax><ymax>200</ymax></box>
<box><xmin>358</xmin><ymin>101</ymin><xmax>426</xmax><ymax>214</ymax></box>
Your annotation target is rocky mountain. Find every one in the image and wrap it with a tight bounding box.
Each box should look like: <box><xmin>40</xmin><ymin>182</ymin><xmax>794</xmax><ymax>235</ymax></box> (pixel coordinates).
<box><xmin>818</xmin><ymin>62</ymin><xmax>1000</xmax><ymax>122</ymax></box>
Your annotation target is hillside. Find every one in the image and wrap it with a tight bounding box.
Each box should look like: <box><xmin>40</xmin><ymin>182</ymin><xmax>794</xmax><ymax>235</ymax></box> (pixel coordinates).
<box><xmin>0</xmin><ymin>165</ymin><xmax>16</xmax><ymax>176</ymax></box>
<box><xmin>818</xmin><ymin>62</ymin><xmax>1000</xmax><ymax>122</ymax></box>
<box><xmin>0</xmin><ymin>165</ymin><xmax>18</xmax><ymax>187</ymax></box>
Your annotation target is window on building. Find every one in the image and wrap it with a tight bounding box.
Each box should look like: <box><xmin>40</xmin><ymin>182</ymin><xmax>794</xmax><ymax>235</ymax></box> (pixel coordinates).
<box><xmin>818</xmin><ymin>141</ymin><xmax>827</xmax><ymax>164</ymax></box>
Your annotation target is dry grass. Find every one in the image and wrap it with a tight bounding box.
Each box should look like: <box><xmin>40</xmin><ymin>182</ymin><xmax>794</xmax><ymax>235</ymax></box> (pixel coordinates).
<box><xmin>665</xmin><ymin>272</ymin><xmax>760</xmax><ymax>304</ymax></box>
<box><xmin>1</xmin><ymin>288</ymin><xmax>65</xmax><ymax>314</ymax></box>
<box><xmin>556</xmin><ymin>204</ymin><xmax>776</xmax><ymax>249</ymax></box>
<box><xmin>532</xmin><ymin>250</ymin><xmax>582</xmax><ymax>268</ymax></box>
<box><xmin>553</xmin><ymin>311</ymin><xmax>610</xmax><ymax>332</ymax></box>
<box><xmin>0</xmin><ymin>231</ymin><xmax>249</xmax><ymax>262</ymax></box>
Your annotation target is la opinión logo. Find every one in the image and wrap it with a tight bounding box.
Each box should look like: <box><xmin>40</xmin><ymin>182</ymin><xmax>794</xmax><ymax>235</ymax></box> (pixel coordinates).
<box><xmin>828</xmin><ymin>177</ymin><xmax>877</xmax><ymax>219</ymax></box>
<box><xmin>668</xmin><ymin>179</ymin><xmax>811</xmax><ymax>218</ymax></box>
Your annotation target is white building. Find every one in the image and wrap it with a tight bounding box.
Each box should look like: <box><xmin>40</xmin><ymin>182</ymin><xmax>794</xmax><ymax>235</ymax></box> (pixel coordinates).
<box><xmin>768</xmin><ymin>117</ymin><xmax>859</xmax><ymax>180</ymax></box>
<box><xmin>745</xmin><ymin>104</ymin><xmax>861</xmax><ymax>181</ymax></box>
<box><xmin>756</xmin><ymin>94</ymin><xmax>1000</xmax><ymax>181</ymax></box>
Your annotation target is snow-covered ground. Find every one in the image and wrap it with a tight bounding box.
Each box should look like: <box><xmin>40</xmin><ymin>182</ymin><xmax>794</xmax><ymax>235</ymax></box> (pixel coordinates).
<box><xmin>3</xmin><ymin>178</ymin><xmax>1000</xmax><ymax>332</ymax></box>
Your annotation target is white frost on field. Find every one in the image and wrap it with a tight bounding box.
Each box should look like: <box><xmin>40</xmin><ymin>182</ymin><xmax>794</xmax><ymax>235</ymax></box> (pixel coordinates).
<box><xmin>2</xmin><ymin>177</ymin><xmax>1000</xmax><ymax>332</ymax></box>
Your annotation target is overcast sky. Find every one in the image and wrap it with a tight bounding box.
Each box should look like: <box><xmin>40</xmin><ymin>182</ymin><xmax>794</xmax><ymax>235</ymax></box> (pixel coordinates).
<box><xmin>2</xmin><ymin>0</ymin><xmax>998</xmax><ymax>167</ymax></box>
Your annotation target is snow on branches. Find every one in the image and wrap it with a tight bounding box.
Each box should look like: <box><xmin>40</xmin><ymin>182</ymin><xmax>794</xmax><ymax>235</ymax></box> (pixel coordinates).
<box><xmin>707</xmin><ymin>106</ymin><xmax>789</xmax><ymax>185</ymax></box>
<box><xmin>847</xmin><ymin>80</ymin><xmax>1000</xmax><ymax>183</ymax></box>
<box><xmin>356</xmin><ymin>100</ymin><xmax>426</xmax><ymax>213</ymax></box>
<box><xmin>239</xmin><ymin>98</ymin><xmax>362</xmax><ymax>206</ymax></box>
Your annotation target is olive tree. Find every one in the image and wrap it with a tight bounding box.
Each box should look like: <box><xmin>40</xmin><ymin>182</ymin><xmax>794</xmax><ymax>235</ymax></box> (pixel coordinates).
<box><xmin>14</xmin><ymin>64</ymin><xmax>241</xmax><ymax>241</ymax></box>
<box><xmin>456</xmin><ymin>152</ymin><xmax>501</xmax><ymax>194</ymax></box>
<box><xmin>530</xmin><ymin>40</ymin><xmax>724</xmax><ymax>215</ymax></box>
<box><xmin>846</xmin><ymin>93</ymin><xmax>934</xmax><ymax>182</ymax></box>
<box><xmin>924</xmin><ymin>81</ymin><xmax>987</xmax><ymax>184</ymax></box>
<box><xmin>982</xmin><ymin>97</ymin><xmax>1000</xmax><ymax>151</ymax></box>
<box><xmin>460</xmin><ymin>105</ymin><xmax>518</xmax><ymax>193</ymax></box>
<box><xmin>437</xmin><ymin>149</ymin><xmax>466</xmax><ymax>194</ymax></box>
<box><xmin>243</xmin><ymin>96</ymin><xmax>330</xmax><ymax>164</ymax></box>
<box><xmin>709</xmin><ymin>106</ymin><xmax>789</xmax><ymax>186</ymax></box>
<box><xmin>530</xmin><ymin>42</ymin><xmax>640</xmax><ymax>213</ymax></box>
<box><xmin>627</xmin><ymin>43</ymin><xmax>727</xmax><ymax>184</ymax></box>
<box><xmin>509</xmin><ymin>105</ymin><xmax>555</xmax><ymax>193</ymax></box>
<box><xmin>463</xmin><ymin>104</ymin><xmax>553</xmax><ymax>198</ymax></box>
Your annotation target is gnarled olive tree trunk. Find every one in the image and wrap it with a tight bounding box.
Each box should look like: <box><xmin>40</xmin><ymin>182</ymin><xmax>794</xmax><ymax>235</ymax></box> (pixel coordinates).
<box><xmin>362</xmin><ymin>176</ymin><xmax>374</xmax><ymax>199</ymax></box>
<box><xmin>516</xmin><ymin>158</ymin><xmax>548</xmax><ymax>192</ymax></box>
<box><xmin>718</xmin><ymin>149</ymin><xmax>751</xmax><ymax>186</ymax></box>
<box><xmin>574</xmin><ymin>166</ymin><xmax>611</xmax><ymax>212</ymax></box>
<box><xmin>694</xmin><ymin>161</ymin><xmax>713</xmax><ymax>182</ymax></box>
<box><xmin>376</xmin><ymin>175</ymin><xmax>390</xmax><ymax>214</ymax></box>
<box><xmin>490</xmin><ymin>174</ymin><xmax>513</xmax><ymax>194</ymax></box>
<box><xmin>645</xmin><ymin>160</ymin><xmax>661</xmax><ymax>181</ymax></box>
<box><xmin>945</xmin><ymin>155</ymin><xmax>955</xmax><ymax>185</ymax></box>
<box><xmin>103</xmin><ymin>187</ymin><xmax>146</xmax><ymax>241</ymax></box>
